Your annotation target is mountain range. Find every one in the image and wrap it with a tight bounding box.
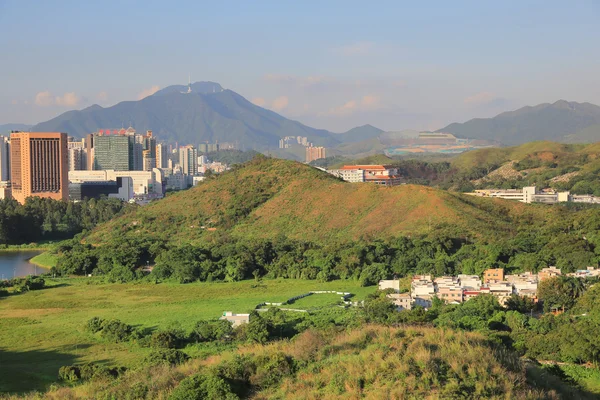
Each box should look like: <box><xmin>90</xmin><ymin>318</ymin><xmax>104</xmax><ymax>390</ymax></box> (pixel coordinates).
<box><xmin>439</xmin><ymin>100</ymin><xmax>600</xmax><ymax>144</ymax></box>
<box><xmin>29</xmin><ymin>82</ymin><xmax>376</xmax><ymax>156</ymax></box>
<box><xmin>4</xmin><ymin>84</ymin><xmax>599</xmax><ymax>153</ymax></box>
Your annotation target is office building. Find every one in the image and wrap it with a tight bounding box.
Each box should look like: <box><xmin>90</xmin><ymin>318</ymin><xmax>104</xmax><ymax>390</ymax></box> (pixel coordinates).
<box><xmin>0</xmin><ymin>136</ymin><xmax>10</xmax><ymax>182</ymax></box>
<box><xmin>305</xmin><ymin>146</ymin><xmax>326</xmax><ymax>163</ymax></box>
<box><xmin>10</xmin><ymin>132</ymin><xmax>68</xmax><ymax>204</ymax></box>
<box><xmin>179</xmin><ymin>145</ymin><xmax>198</xmax><ymax>175</ymax></box>
<box><xmin>93</xmin><ymin>134</ymin><xmax>132</xmax><ymax>171</ymax></box>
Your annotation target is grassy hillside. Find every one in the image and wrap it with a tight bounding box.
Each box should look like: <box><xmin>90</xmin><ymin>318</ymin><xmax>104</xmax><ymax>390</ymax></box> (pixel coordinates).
<box><xmin>86</xmin><ymin>156</ymin><xmax>557</xmax><ymax>246</ymax></box>
<box><xmin>448</xmin><ymin>141</ymin><xmax>600</xmax><ymax>193</ymax></box>
<box><xmin>12</xmin><ymin>325</ymin><xmax>591</xmax><ymax>399</ymax></box>
<box><xmin>0</xmin><ymin>278</ymin><xmax>372</xmax><ymax>393</ymax></box>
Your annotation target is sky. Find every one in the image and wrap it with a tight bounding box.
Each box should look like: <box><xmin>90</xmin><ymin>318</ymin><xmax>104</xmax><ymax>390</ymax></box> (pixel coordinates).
<box><xmin>1</xmin><ymin>0</ymin><xmax>599</xmax><ymax>132</ymax></box>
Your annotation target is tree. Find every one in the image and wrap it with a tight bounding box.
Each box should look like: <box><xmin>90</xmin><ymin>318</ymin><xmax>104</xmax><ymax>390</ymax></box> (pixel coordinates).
<box><xmin>505</xmin><ymin>294</ymin><xmax>535</xmax><ymax>314</ymax></box>
<box><xmin>538</xmin><ymin>276</ymin><xmax>585</xmax><ymax>313</ymax></box>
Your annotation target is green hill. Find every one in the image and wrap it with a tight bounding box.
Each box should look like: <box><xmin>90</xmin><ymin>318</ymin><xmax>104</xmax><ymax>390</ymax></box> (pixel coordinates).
<box><xmin>86</xmin><ymin>156</ymin><xmax>557</xmax><ymax>247</ymax></box>
<box><xmin>448</xmin><ymin>141</ymin><xmax>600</xmax><ymax>194</ymax></box>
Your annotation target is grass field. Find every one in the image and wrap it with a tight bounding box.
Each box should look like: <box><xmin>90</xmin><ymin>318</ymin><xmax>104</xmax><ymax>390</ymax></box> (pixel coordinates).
<box><xmin>28</xmin><ymin>252</ymin><xmax>58</xmax><ymax>269</ymax></box>
<box><xmin>0</xmin><ymin>277</ymin><xmax>373</xmax><ymax>394</ymax></box>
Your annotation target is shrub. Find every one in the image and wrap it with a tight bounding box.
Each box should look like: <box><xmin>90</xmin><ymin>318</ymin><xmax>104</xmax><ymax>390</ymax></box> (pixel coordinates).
<box><xmin>169</xmin><ymin>372</ymin><xmax>238</xmax><ymax>400</ymax></box>
<box><xmin>86</xmin><ymin>317</ymin><xmax>106</xmax><ymax>333</ymax></box>
<box><xmin>100</xmin><ymin>319</ymin><xmax>133</xmax><ymax>343</ymax></box>
<box><xmin>150</xmin><ymin>329</ymin><xmax>186</xmax><ymax>349</ymax></box>
<box><xmin>144</xmin><ymin>348</ymin><xmax>189</xmax><ymax>366</ymax></box>
<box><xmin>193</xmin><ymin>320</ymin><xmax>233</xmax><ymax>342</ymax></box>
<box><xmin>58</xmin><ymin>363</ymin><xmax>125</xmax><ymax>382</ymax></box>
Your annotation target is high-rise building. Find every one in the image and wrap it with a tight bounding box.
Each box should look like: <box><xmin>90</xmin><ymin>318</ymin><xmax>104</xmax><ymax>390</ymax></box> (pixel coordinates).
<box><xmin>67</xmin><ymin>139</ymin><xmax>87</xmax><ymax>171</ymax></box>
<box><xmin>156</xmin><ymin>143</ymin><xmax>169</xmax><ymax>168</ymax></box>
<box><xmin>198</xmin><ymin>142</ymin><xmax>219</xmax><ymax>153</ymax></box>
<box><xmin>305</xmin><ymin>146</ymin><xmax>326</xmax><ymax>163</ymax></box>
<box><xmin>178</xmin><ymin>145</ymin><xmax>198</xmax><ymax>175</ymax></box>
<box><xmin>142</xmin><ymin>131</ymin><xmax>156</xmax><ymax>171</ymax></box>
<box><xmin>93</xmin><ymin>135</ymin><xmax>132</xmax><ymax>171</ymax></box>
<box><xmin>85</xmin><ymin>133</ymin><xmax>94</xmax><ymax>170</ymax></box>
<box><xmin>0</xmin><ymin>136</ymin><xmax>10</xmax><ymax>182</ymax></box>
<box><xmin>10</xmin><ymin>132</ymin><xmax>68</xmax><ymax>204</ymax></box>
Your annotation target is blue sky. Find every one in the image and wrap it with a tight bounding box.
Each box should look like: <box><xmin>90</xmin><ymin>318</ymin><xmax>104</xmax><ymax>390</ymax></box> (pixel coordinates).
<box><xmin>1</xmin><ymin>0</ymin><xmax>599</xmax><ymax>131</ymax></box>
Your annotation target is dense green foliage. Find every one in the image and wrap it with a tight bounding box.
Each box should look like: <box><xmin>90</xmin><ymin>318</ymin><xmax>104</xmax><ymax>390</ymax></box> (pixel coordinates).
<box><xmin>0</xmin><ymin>197</ymin><xmax>129</xmax><ymax>245</ymax></box>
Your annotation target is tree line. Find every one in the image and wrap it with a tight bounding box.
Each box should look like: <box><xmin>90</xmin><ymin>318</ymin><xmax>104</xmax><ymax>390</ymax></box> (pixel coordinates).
<box><xmin>0</xmin><ymin>197</ymin><xmax>132</xmax><ymax>245</ymax></box>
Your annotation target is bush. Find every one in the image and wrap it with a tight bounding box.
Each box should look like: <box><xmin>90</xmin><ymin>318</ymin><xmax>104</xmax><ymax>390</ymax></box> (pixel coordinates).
<box><xmin>100</xmin><ymin>319</ymin><xmax>133</xmax><ymax>343</ymax></box>
<box><xmin>193</xmin><ymin>320</ymin><xmax>233</xmax><ymax>342</ymax></box>
<box><xmin>144</xmin><ymin>348</ymin><xmax>189</xmax><ymax>366</ymax></box>
<box><xmin>58</xmin><ymin>363</ymin><xmax>125</xmax><ymax>382</ymax></box>
<box><xmin>169</xmin><ymin>372</ymin><xmax>238</xmax><ymax>400</ymax></box>
<box><xmin>86</xmin><ymin>317</ymin><xmax>106</xmax><ymax>333</ymax></box>
<box><xmin>150</xmin><ymin>329</ymin><xmax>186</xmax><ymax>349</ymax></box>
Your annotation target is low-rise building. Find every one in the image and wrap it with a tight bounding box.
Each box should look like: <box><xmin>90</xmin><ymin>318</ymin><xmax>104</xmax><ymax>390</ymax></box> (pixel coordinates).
<box><xmin>220</xmin><ymin>312</ymin><xmax>250</xmax><ymax>327</ymax></box>
<box><xmin>328</xmin><ymin>165</ymin><xmax>402</xmax><ymax>186</ymax></box>
<box><xmin>538</xmin><ymin>266</ymin><xmax>562</xmax><ymax>281</ymax></box>
<box><xmin>388</xmin><ymin>293</ymin><xmax>413</xmax><ymax>310</ymax></box>
<box><xmin>378</xmin><ymin>279</ymin><xmax>400</xmax><ymax>292</ymax></box>
<box><xmin>483</xmin><ymin>268</ymin><xmax>505</xmax><ymax>283</ymax></box>
<box><xmin>458</xmin><ymin>274</ymin><xmax>482</xmax><ymax>290</ymax></box>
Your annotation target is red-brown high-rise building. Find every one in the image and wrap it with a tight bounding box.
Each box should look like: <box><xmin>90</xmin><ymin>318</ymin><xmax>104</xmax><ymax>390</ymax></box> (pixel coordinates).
<box><xmin>10</xmin><ymin>132</ymin><xmax>68</xmax><ymax>204</ymax></box>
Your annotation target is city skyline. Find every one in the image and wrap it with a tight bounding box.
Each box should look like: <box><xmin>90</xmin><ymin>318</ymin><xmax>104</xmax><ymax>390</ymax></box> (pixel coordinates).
<box><xmin>1</xmin><ymin>1</ymin><xmax>599</xmax><ymax>132</ymax></box>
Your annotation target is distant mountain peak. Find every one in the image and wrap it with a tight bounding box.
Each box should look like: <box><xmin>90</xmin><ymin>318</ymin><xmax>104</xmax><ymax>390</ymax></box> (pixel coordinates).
<box><xmin>154</xmin><ymin>81</ymin><xmax>224</xmax><ymax>96</ymax></box>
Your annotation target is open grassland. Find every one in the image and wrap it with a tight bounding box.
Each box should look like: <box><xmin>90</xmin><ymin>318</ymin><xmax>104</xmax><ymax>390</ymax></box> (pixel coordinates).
<box><xmin>0</xmin><ymin>278</ymin><xmax>373</xmax><ymax>394</ymax></box>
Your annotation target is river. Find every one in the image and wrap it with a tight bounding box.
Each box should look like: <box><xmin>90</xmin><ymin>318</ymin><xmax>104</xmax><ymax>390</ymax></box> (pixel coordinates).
<box><xmin>0</xmin><ymin>251</ymin><xmax>45</xmax><ymax>279</ymax></box>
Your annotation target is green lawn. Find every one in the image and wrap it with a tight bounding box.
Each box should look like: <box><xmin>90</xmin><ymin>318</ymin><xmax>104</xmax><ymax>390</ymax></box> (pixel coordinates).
<box><xmin>29</xmin><ymin>252</ymin><xmax>58</xmax><ymax>269</ymax></box>
<box><xmin>0</xmin><ymin>278</ymin><xmax>373</xmax><ymax>394</ymax></box>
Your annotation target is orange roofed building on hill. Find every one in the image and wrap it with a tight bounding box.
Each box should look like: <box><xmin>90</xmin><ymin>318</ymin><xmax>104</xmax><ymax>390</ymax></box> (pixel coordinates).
<box><xmin>332</xmin><ymin>165</ymin><xmax>402</xmax><ymax>186</ymax></box>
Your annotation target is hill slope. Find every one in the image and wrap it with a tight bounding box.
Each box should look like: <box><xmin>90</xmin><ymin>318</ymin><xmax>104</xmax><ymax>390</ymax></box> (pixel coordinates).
<box><xmin>87</xmin><ymin>156</ymin><xmax>560</xmax><ymax>246</ymax></box>
<box><xmin>440</xmin><ymin>100</ymin><xmax>600</xmax><ymax>145</ymax></box>
<box><xmin>31</xmin><ymin>83</ymin><xmax>339</xmax><ymax>150</ymax></box>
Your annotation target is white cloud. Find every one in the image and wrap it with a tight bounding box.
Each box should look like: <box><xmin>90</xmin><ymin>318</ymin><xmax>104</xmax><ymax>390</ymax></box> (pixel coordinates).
<box><xmin>271</xmin><ymin>96</ymin><xmax>289</xmax><ymax>111</ymax></box>
<box><xmin>336</xmin><ymin>41</ymin><xmax>375</xmax><ymax>56</ymax></box>
<box><xmin>34</xmin><ymin>91</ymin><xmax>81</xmax><ymax>107</ymax></box>
<box><xmin>97</xmin><ymin>91</ymin><xmax>108</xmax><ymax>102</ymax></box>
<box><xmin>361</xmin><ymin>95</ymin><xmax>380</xmax><ymax>108</ymax></box>
<box><xmin>137</xmin><ymin>85</ymin><xmax>160</xmax><ymax>100</ymax></box>
<box><xmin>55</xmin><ymin>92</ymin><xmax>80</xmax><ymax>107</ymax></box>
<box><xmin>464</xmin><ymin>91</ymin><xmax>496</xmax><ymax>106</ymax></box>
<box><xmin>251</xmin><ymin>97</ymin><xmax>266</xmax><ymax>107</ymax></box>
<box><xmin>322</xmin><ymin>94</ymin><xmax>382</xmax><ymax>117</ymax></box>
<box><xmin>34</xmin><ymin>91</ymin><xmax>54</xmax><ymax>107</ymax></box>
<box><xmin>322</xmin><ymin>100</ymin><xmax>357</xmax><ymax>116</ymax></box>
